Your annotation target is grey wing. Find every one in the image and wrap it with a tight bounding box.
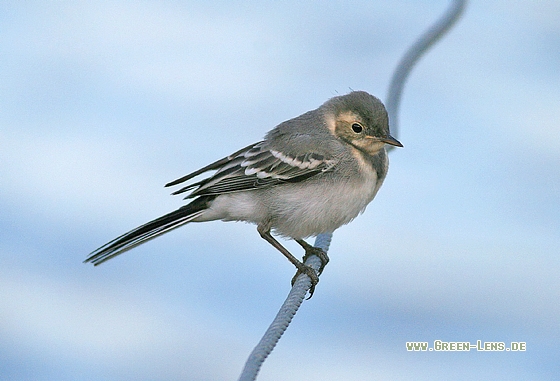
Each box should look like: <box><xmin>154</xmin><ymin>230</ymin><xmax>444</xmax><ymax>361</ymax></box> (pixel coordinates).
<box><xmin>166</xmin><ymin>141</ymin><xmax>337</xmax><ymax>198</ymax></box>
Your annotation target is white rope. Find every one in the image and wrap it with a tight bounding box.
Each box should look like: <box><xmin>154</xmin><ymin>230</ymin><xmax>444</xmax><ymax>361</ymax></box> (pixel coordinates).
<box><xmin>237</xmin><ymin>242</ymin><xmax>323</xmax><ymax>381</ymax></box>
<box><xmin>237</xmin><ymin>1</ymin><xmax>466</xmax><ymax>380</ymax></box>
<box><xmin>237</xmin><ymin>234</ymin><xmax>331</xmax><ymax>381</ymax></box>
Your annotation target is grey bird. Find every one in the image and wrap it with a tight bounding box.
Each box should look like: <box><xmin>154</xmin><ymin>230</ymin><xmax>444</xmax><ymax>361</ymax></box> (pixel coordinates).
<box><xmin>85</xmin><ymin>91</ymin><xmax>402</xmax><ymax>296</ymax></box>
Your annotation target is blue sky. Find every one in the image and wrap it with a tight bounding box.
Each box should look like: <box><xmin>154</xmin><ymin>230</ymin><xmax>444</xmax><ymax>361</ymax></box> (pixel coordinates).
<box><xmin>1</xmin><ymin>1</ymin><xmax>559</xmax><ymax>380</ymax></box>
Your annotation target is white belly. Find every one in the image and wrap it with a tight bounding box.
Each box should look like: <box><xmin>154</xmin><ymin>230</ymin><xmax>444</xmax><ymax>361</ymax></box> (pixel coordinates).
<box><xmin>198</xmin><ymin>169</ymin><xmax>381</xmax><ymax>239</ymax></box>
<box><xmin>265</xmin><ymin>173</ymin><xmax>381</xmax><ymax>238</ymax></box>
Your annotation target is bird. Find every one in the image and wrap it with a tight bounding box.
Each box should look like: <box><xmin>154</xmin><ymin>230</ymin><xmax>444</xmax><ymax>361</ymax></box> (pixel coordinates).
<box><xmin>85</xmin><ymin>90</ymin><xmax>402</xmax><ymax>297</ymax></box>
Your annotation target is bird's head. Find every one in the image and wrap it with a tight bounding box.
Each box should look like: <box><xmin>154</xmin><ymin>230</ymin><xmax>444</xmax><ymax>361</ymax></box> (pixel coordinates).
<box><xmin>323</xmin><ymin>91</ymin><xmax>402</xmax><ymax>155</ymax></box>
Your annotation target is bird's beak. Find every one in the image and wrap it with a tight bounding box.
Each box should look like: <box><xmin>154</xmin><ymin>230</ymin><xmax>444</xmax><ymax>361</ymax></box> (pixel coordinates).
<box><xmin>379</xmin><ymin>135</ymin><xmax>403</xmax><ymax>147</ymax></box>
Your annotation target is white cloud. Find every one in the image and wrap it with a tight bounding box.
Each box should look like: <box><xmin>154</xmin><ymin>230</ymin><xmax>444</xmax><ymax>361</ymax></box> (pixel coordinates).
<box><xmin>0</xmin><ymin>264</ymin><xmax>248</xmax><ymax>380</ymax></box>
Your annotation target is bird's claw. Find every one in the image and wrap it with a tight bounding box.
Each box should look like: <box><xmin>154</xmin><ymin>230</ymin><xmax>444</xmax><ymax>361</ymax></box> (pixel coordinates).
<box><xmin>291</xmin><ymin>263</ymin><xmax>320</xmax><ymax>299</ymax></box>
<box><xmin>303</xmin><ymin>246</ymin><xmax>329</xmax><ymax>275</ymax></box>
<box><xmin>291</xmin><ymin>246</ymin><xmax>329</xmax><ymax>299</ymax></box>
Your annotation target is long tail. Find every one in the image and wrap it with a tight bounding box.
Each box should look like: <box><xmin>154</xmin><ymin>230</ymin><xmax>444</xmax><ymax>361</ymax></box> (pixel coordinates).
<box><xmin>85</xmin><ymin>196</ymin><xmax>215</xmax><ymax>266</ymax></box>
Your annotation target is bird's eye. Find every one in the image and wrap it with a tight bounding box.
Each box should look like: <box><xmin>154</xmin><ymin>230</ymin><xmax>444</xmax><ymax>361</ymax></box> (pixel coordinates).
<box><xmin>351</xmin><ymin>123</ymin><xmax>363</xmax><ymax>133</ymax></box>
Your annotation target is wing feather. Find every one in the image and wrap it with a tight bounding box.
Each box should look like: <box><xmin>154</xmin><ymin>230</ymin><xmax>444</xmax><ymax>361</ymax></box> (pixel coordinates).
<box><xmin>166</xmin><ymin>141</ymin><xmax>337</xmax><ymax>198</ymax></box>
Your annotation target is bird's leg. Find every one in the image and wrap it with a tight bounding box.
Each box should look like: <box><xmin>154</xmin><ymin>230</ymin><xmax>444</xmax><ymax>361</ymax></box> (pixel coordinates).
<box><xmin>257</xmin><ymin>226</ymin><xmax>320</xmax><ymax>297</ymax></box>
<box><xmin>295</xmin><ymin>239</ymin><xmax>329</xmax><ymax>275</ymax></box>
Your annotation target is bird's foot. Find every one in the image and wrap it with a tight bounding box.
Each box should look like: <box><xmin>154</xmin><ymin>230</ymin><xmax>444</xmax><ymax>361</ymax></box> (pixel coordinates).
<box><xmin>303</xmin><ymin>245</ymin><xmax>330</xmax><ymax>275</ymax></box>
<box><xmin>291</xmin><ymin>243</ymin><xmax>330</xmax><ymax>299</ymax></box>
<box><xmin>291</xmin><ymin>262</ymin><xmax>320</xmax><ymax>299</ymax></box>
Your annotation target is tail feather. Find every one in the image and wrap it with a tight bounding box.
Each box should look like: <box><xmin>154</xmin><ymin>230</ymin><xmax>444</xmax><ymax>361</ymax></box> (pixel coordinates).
<box><xmin>85</xmin><ymin>196</ymin><xmax>214</xmax><ymax>266</ymax></box>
